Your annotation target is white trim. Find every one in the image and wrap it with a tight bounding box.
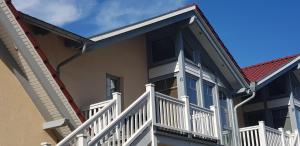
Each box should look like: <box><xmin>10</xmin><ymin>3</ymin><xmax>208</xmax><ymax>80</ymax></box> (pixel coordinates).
<box><xmin>257</xmin><ymin>56</ymin><xmax>300</xmax><ymax>87</ymax></box>
<box><xmin>91</xmin><ymin>6</ymin><xmax>196</xmax><ymax>41</ymax></box>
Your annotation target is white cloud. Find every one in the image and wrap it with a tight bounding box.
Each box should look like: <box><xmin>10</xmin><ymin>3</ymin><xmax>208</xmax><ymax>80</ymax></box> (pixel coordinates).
<box><xmin>12</xmin><ymin>0</ymin><xmax>96</xmax><ymax>26</ymax></box>
<box><xmin>95</xmin><ymin>0</ymin><xmax>186</xmax><ymax>32</ymax></box>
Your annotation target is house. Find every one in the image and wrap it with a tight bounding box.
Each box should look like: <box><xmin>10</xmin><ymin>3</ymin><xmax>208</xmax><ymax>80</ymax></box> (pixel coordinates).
<box><xmin>0</xmin><ymin>0</ymin><xmax>299</xmax><ymax>146</ymax></box>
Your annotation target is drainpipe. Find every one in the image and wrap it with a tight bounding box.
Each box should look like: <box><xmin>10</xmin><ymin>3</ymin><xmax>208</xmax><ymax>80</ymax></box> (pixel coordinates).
<box><xmin>232</xmin><ymin>82</ymin><xmax>256</xmax><ymax>146</ymax></box>
<box><xmin>56</xmin><ymin>43</ymin><xmax>87</xmax><ymax>76</ymax></box>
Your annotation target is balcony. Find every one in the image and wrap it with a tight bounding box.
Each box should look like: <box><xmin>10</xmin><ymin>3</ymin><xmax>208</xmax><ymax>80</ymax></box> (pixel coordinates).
<box><xmin>59</xmin><ymin>84</ymin><xmax>220</xmax><ymax>146</ymax></box>
<box><xmin>239</xmin><ymin>121</ymin><xmax>299</xmax><ymax>146</ymax></box>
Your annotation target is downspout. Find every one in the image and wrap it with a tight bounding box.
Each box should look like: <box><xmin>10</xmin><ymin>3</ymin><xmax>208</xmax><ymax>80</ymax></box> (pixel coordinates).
<box><xmin>56</xmin><ymin>42</ymin><xmax>87</xmax><ymax>76</ymax></box>
<box><xmin>232</xmin><ymin>82</ymin><xmax>256</xmax><ymax>146</ymax></box>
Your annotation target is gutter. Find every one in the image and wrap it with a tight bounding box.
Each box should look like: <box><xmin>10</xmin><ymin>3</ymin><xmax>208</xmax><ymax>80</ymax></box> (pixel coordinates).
<box><xmin>232</xmin><ymin>82</ymin><xmax>256</xmax><ymax>146</ymax></box>
<box><xmin>56</xmin><ymin>42</ymin><xmax>87</xmax><ymax>76</ymax></box>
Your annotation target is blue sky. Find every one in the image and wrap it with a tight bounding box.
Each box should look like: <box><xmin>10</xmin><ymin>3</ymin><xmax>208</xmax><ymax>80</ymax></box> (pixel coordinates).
<box><xmin>13</xmin><ymin>0</ymin><xmax>299</xmax><ymax>67</ymax></box>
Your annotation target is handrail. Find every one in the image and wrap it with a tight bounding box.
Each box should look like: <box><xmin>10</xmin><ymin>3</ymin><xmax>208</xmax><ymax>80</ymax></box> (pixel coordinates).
<box><xmin>190</xmin><ymin>103</ymin><xmax>214</xmax><ymax>114</ymax></box>
<box><xmin>88</xmin><ymin>91</ymin><xmax>150</xmax><ymax>146</ymax></box>
<box><xmin>155</xmin><ymin>92</ymin><xmax>184</xmax><ymax>104</ymax></box>
<box><xmin>81</xmin><ymin>100</ymin><xmax>113</xmax><ymax>111</ymax></box>
<box><xmin>239</xmin><ymin>125</ymin><xmax>259</xmax><ymax>132</ymax></box>
<box><xmin>57</xmin><ymin>99</ymin><xmax>116</xmax><ymax>146</ymax></box>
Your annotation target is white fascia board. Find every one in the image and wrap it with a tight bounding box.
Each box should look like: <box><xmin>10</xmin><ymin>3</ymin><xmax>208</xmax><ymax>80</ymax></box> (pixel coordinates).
<box><xmin>257</xmin><ymin>56</ymin><xmax>300</xmax><ymax>87</ymax></box>
<box><xmin>193</xmin><ymin>15</ymin><xmax>249</xmax><ymax>88</ymax></box>
<box><xmin>91</xmin><ymin>6</ymin><xmax>196</xmax><ymax>41</ymax></box>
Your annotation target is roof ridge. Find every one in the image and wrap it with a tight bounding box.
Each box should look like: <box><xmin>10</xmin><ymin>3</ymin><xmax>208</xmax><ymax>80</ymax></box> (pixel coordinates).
<box><xmin>242</xmin><ymin>53</ymin><xmax>300</xmax><ymax>70</ymax></box>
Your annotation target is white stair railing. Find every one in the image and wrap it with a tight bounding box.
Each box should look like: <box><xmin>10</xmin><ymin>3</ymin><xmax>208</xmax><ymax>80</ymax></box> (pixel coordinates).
<box><xmin>81</xmin><ymin>100</ymin><xmax>115</xmax><ymax>120</ymax></box>
<box><xmin>57</xmin><ymin>93</ymin><xmax>121</xmax><ymax>146</ymax></box>
<box><xmin>239</xmin><ymin>121</ymin><xmax>299</xmax><ymax>146</ymax></box>
<box><xmin>88</xmin><ymin>85</ymin><xmax>153</xmax><ymax>146</ymax></box>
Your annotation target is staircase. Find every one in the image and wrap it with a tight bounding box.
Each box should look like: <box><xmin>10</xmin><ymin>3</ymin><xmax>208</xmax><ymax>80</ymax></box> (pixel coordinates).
<box><xmin>58</xmin><ymin>84</ymin><xmax>220</xmax><ymax>146</ymax></box>
<box><xmin>57</xmin><ymin>84</ymin><xmax>155</xmax><ymax>146</ymax></box>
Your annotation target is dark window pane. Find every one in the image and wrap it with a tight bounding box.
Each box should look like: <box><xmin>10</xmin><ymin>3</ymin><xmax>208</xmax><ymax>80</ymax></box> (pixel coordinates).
<box><xmin>203</xmin><ymin>82</ymin><xmax>214</xmax><ymax>108</ymax></box>
<box><xmin>154</xmin><ymin>77</ymin><xmax>177</xmax><ymax>98</ymax></box>
<box><xmin>272</xmin><ymin>108</ymin><xmax>290</xmax><ymax>129</ymax></box>
<box><xmin>151</xmin><ymin>37</ymin><xmax>175</xmax><ymax>63</ymax></box>
<box><xmin>269</xmin><ymin>77</ymin><xmax>286</xmax><ymax>96</ymax></box>
<box><xmin>186</xmin><ymin>76</ymin><xmax>198</xmax><ymax>105</ymax></box>
<box><xmin>106</xmin><ymin>75</ymin><xmax>120</xmax><ymax>99</ymax></box>
<box><xmin>219</xmin><ymin>91</ymin><xmax>230</xmax><ymax>129</ymax></box>
<box><xmin>244</xmin><ymin>111</ymin><xmax>265</xmax><ymax>126</ymax></box>
<box><xmin>184</xmin><ymin>39</ymin><xmax>195</xmax><ymax>62</ymax></box>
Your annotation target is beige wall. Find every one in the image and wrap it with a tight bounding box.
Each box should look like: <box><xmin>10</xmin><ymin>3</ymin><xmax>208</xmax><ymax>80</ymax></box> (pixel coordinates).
<box><xmin>0</xmin><ymin>46</ymin><xmax>56</xmax><ymax>146</ymax></box>
<box><xmin>31</xmin><ymin>27</ymin><xmax>148</xmax><ymax>109</ymax></box>
<box><xmin>61</xmin><ymin>35</ymin><xmax>148</xmax><ymax>108</ymax></box>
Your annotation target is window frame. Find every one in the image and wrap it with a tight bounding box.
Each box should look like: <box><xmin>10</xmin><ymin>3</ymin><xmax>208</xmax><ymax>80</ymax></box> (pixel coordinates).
<box><xmin>186</xmin><ymin>73</ymin><xmax>200</xmax><ymax>105</ymax></box>
<box><xmin>202</xmin><ymin>80</ymin><xmax>216</xmax><ymax>109</ymax></box>
<box><xmin>106</xmin><ymin>74</ymin><xmax>121</xmax><ymax>100</ymax></box>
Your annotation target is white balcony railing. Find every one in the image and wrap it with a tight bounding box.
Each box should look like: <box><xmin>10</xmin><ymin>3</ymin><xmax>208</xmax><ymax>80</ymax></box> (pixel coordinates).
<box><xmin>58</xmin><ymin>84</ymin><xmax>219</xmax><ymax>146</ymax></box>
<box><xmin>239</xmin><ymin>121</ymin><xmax>299</xmax><ymax>146</ymax></box>
<box><xmin>155</xmin><ymin>92</ymin><xmax>218</xmax><ymax>139</ymax></box>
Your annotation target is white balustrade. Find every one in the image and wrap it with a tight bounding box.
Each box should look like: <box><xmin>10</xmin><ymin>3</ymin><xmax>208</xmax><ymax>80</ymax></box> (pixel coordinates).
<box><xmin>155</xmin><ymin>92</ymin><xmax>217</xmax><ymax>139</ymax></box>
<box><xmin>89</xmin><ymin>90</ymin><xmax>151</xmax><ymax>146</ymax></box>
<box><xmin>57</xmin><ymin>93</ymin><xmax>121</xmax><ymax>146</ymax></box>
<box><xmin>59</xmin><ymin>86</ymin><xmax>220</xmax><ymax>146</ymax></box>
<box><xmin>155</xmin><ymin>92</ymin><xmax>185</xmax><ymax>130</ymax></box>
<box><xmin>190</xmin><ymin>104</ymin><xmax>215</xmax><ymax>137</ymax></box>
<box><xmin>81</xmin><ymin>100</ymin><xmax>114</xmax><ymax>120</ymax></box>
<box><xmin>239</xmin><ymin>121</ymin><xmax>299</xmax><ymax>146</ymax></box>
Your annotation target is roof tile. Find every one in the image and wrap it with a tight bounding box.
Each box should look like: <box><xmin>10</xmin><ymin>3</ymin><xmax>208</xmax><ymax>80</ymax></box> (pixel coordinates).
<box><xmin>242</xmin><ymin>54</ymin><xmax>300</xmax><ymax>82</ymax></box>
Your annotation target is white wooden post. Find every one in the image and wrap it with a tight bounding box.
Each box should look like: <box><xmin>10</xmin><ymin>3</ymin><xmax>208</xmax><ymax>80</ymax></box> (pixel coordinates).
<box><xmin>146</xmin><ymin>84</ymin><xmax>157</xmax><ymax>146</ymax></box>
<box><xmin>76</xmin><ymin>134</ymin><xmax>87</xmax><ymax>146</ymax></box>
<box><xmin>210</xmin><ymin>105</ymin><xmax>219</xmax><ymax>138</ymax></box>
<box><xmin>180</xmin><ymin>95</ymin><xmax>191</xmax><ymax>131</ymax></box>
<box><xmin>279</xmin><ymin>128</ymin><xmax>286</xmax><ymax>146</ymax></box>
<box><xmin>40</xmin><ymin>142</ymin><xmax>51</xmax><ymax>146</ymax></box>
<box><xmin>112</xmin><ymin>92</ymin><xmax>122</xmax><ymax>115</ymax></box>
<box><xmin>258</xmin><ymin>121</ymin><xmax>267</xmax><ymax>146</ymax></box>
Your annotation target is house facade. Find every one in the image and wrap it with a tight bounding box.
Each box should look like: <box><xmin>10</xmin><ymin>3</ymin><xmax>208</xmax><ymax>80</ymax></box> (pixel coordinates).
<box><xmin>0</xmin><ymin>0</ymin><xmax>299</xmax><ymax>146</ymax></box>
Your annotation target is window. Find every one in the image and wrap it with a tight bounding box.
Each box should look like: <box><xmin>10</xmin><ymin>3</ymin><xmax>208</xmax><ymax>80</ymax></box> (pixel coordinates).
<box><xmin>186</xmin><ymin>75</ymin><xmax>198</xmax><ymax>105</ymax></box>
<box><xmin>268</xmin><ymin>77</ymin><xmax>287</xmax><ymax>97</ymax></box>
<box><xmin>106</xmin><ymin>74</ymin><xmax>121</xmax><ymax>99</ymax></box>
<box><xmin>154</xmin><ymin>77</ymin><xmax>177</xmax><ymax>98</ymax></box>
<box><xmin>244</xmin><ymin>110</ymin><xmax>266</xmax><ymax>126</ymax></box>
<box><xmin>151</xmin><ymin>36</ymin><xmax>175</xmax><ymax>64</ymax></box>
<box><xmin>184</xmin><ymin>39</ymin><xmax>196</xmax><ymax>62</ymax></box>
<box><xmin>203</xmin><ymin>81</ymin><xmax>214</xmax><ymax>108</ymax></box>
<box><xmin>272</xmin><ymin>108</ymin><xmax>290</xmax><ymax>129</ymax></box>
<box><xmin>219</xmin><ymin>91</ymin><xmax>230</xmax><ymax>129</ymax></box>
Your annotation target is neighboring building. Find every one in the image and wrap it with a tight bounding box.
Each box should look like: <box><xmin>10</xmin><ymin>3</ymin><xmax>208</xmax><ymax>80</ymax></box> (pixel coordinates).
<box><xmin>0</xmin><ymin>0</ymin><xmax>299</xmax><ymax>146</ymax></box>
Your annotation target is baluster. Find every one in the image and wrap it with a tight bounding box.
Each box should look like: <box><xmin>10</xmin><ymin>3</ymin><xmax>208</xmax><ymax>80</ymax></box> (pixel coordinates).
<box><xmin>122</xmin><ymin>121</ymin><xmax>125</xmax><ymax>145</ymax></box>
<box><xmin>126</xmin><ymin>117</ymin><xmax>130</xmax><ymax>140</ymax></box>
<box><xmin>254</xmin><ymin>129</ymin><xmax>259</xmax><ymax>146</ymax></box>
<box><xmin>139</xmin><ymin>108</ymin><xmax>142</xmax><ymax>127</ymax></box>
<box><xmin>143</xmin><ymin>104</ymin><xmax>146</xmax><ymax>123</ymax></box>
<box><xmin>242</xmin><ymin>131</ymin><xmax>246</xmax><ymax>146</ymax></box>
<box><xmin>159</xmin><ymin>98</ymin><xmax>163</xmax><ymax>124</ymax></box>
<box><xmin>130</xmin><ymin>115</ymin><xmax>133</xmax><ymax>137</ymax></box>
<box><xmin>135</xmin><ymin>112</ymin><xmax>138</xmax><ymax>131</ymax></box>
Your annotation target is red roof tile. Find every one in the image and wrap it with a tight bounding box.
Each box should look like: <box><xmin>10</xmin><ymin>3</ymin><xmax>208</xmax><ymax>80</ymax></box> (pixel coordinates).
<box><xmin>242</xmin><ymin>54</ymin><xmax>300</xmax><ymax>82</ymax></box>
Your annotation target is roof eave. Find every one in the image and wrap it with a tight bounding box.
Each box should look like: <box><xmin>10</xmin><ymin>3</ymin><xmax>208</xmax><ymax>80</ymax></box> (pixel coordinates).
<box><xmin>256</xmin><ymin>56</ymin><xmax>300</xmax><ymax>90</ymax></box>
